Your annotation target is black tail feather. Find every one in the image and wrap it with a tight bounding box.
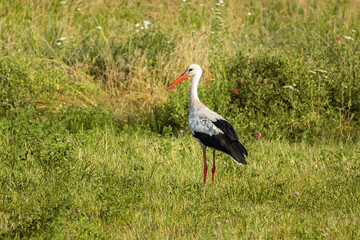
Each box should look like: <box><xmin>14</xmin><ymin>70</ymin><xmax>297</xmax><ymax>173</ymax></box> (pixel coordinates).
<box><xmin>227</xmin><ymin>141</ymin><xmax>247</xmax><ymax>165</ymax></box>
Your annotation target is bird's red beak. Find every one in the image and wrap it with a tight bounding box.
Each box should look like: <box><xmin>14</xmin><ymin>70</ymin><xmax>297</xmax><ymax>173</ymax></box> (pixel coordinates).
<box><xmin>166</xmin><ymin>72</ymin><xmax>189</xmax><ymax>90</ymax></box>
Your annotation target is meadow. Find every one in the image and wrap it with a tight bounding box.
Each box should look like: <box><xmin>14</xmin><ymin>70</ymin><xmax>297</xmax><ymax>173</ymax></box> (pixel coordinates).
<box><xmin>1</xmin><ymin>0</ymin><xmax>360</xmax><ymax>239</ymax></box>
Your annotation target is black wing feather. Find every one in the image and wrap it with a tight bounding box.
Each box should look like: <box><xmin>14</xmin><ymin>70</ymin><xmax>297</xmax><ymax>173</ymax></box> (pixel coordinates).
<box><xmin>212</xmin><ymin>119</ymin><xmax>239</xmax><ymax>141</ymax></box>
<box><xmin>212</xmin><ymin>119</ymin><xmax>248</xmax><ymax>156</ymax></box>
<box><xmin>192</xmin><ymin>119</ymin><xmax>248</xmax><ymax>165</ymax></box>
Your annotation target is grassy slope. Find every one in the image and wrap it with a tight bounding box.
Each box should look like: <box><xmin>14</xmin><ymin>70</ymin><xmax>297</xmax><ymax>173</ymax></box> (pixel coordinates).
<box><xmin>1</xmin><ymin>127</ymin><xmax>360</xmax><ymax>239</ymax></box>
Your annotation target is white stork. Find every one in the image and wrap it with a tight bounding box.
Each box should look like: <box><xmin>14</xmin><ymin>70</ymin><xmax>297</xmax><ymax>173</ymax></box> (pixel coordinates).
<box><xmin>166</xmin><ymin>64</ymin><xmax>248</xmax><ymax>188</ymax></box>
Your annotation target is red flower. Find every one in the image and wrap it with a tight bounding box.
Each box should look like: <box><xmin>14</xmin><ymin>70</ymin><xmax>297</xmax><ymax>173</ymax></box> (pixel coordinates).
<box><xmin>234</xmin><ymin>88</ymin><xmax>238</xmax><ymax>94</ymax></box>
<box><xmin>36</xmin><ymin>117</ymin><xmax>39</xmax><ymax>121</ymax></box>
<box><xmin>238</xmin><ymin>80</ymin><xmax>243</xmax><ymax>84</ymax></box>
<box><xmin>337</xmin><ymin>34</ymin><xmax>340</xmax><ymax>39</ymax></box>
<box><xmin>255</xmin><ymin>134</ymin><xmax>261</xmax><ymax>139</ymax></box>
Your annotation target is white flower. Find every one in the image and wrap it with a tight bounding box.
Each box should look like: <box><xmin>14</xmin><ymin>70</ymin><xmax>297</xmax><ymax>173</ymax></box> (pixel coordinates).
<box><xmin>56</xmin><ymin>42</ymin><xmax>61</xmax><ymax>46</ymax></box>
<box><xmin>182</xmin><ymin>0</ymin><xmax>186</xmax><ymax>2</ymax></box>
<box><xmin>344</xmin><ymin>36</ymin><xmax>354</xmax><ymax>40</ymax></box>
<box><xmin>352</xmin><ymin>30</ymin><xmax>356</xmax><ymax>33</ymax></box>
<box><xmin>248</xmin><ymin>12</ymin><xmax>252</xmax><ymax>16</ymax></box>
<box><xmin>135</xmin><ymin>23</ymin><xmax>140</xmax><ymax>28</ymax></box>
<box><xmin>96</xmin><ymin>26</ymin><xmax>102</xmax><ymax>30</ymax></box>
<box><xmin>283</xmin><ymin>85</ymin><xmax>298</xmax><ymax>91</ymax></box>
<box><xmin>200</xmin><ymin>4</ymin><xmax>204</xmax><ymax>7</ymax></box>
<box><xmin>76</xmin><ymin>8</ymin><xmax>81</xmax><ymax>11</ymax></box>
<box><xmin>58</xmin><ymin>37</ymin><xmax>67</xmax><ymax>41</ymax></box>
<box><xmin>60</xmin><ymin>1</ymin><xmax>66</xmax><ymax>5</ymax></box>
<box><xmin>283</xmin><ymin>85</ymin><xmax>294</xmax><ymax>90</ymax></box>
<box><xmin>140</xmin><ymin>27</ymin><xmax>144</xmax><ymax>30</ymax></box>
<box><xmin>143</xmin><ymin>20</ymin><xmax>151</xmax><ymax>30</ymax></box>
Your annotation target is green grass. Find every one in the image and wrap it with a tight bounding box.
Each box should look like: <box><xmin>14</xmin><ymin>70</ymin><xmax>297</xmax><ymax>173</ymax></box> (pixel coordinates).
<box><xmin>1</xmin><ymin>0</ymin><xmax>360</xmax><ymax>238</ymax></box>
<box><xmin>1</xmin><ymin>124</ymin><xmax>359</xmax><ymax>239</ymax></box>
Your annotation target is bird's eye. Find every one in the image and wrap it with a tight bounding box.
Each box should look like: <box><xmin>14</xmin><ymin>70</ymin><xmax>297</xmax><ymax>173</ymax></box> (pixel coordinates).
<box><xmin>189</xmin><ymin>68</ymin><xmax>193</xmax><ymax>72</ymax></box>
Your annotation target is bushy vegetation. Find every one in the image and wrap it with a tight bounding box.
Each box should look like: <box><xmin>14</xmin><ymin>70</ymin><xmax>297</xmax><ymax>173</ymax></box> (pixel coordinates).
<box><xmin>1</xmin><ymin>0</ymin><xmax>360</xmax><ymax>238</ymax></box>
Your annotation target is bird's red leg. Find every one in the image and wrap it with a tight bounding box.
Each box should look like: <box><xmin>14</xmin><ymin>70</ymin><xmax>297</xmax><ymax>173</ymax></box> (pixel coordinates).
<box><xmin>212</xmin><ymin>150</ymin><xmax>216</xmax><ymax>186</ymax></box>
<box><xmin>203</xmin><ymin>150</ymin><xmax>208</xmax><ymax>188</ymax></box>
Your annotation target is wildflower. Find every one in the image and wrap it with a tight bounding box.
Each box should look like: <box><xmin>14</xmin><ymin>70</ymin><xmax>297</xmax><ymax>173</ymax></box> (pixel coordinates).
<box><xmin>344</xmin><ymin>36</ymin><xmax>354</xmax><ymax>40</ymax></box>
<box><xmin>225</xmin><ymin>220</ymin><xmax>229</xmax><ymax>223</ymax></box>
<box><xmin>27</xmin><ymin>137</ymin><xmax>31</xmax><ymax>140</ymax></box>
<box><xmin>143</xmin><ymin>20</ymin><xmax>151</xmax><ymax>30</ymax></box>
<box><xmin>323</xmin><ymin>232</ymin><xmax>329</xmax><ymax>237</ymax></box>
<box><xmin>182</xmin><ymin>0</ymin><xmax>186</xmax><ymax>2</ymax></box>
<box><xmin>36</xmin><ymin>117</ymin><xmax>39</xmax><ymax>121</ymax></box>
<box><xmin>313</xmin><ymin>205</ymin><xmax>317</xmax><ymax>209</ymax></box>
<box><xmin>295</xmin><ymin>192</ymin><xmax>299</xmax><ymax>196</ymax></box>
<box><xmin>247</xmin><ymin>12</ymin><xmax>252</xmax><ymax>16</ymax></box>
<box><xmin>325</xmin><ymin>227</ymin><xmax>329</xmax><ymax>232</ymax></box>
<box><xmin>135</xmin><ymin>23</ymin><xmax>140</xmax><ymax>28</ymax></box>
<box><xmin>336</xmin><ymin>34</ymin><xmax>340</xmax><ymax>39</ymax></box>
<box><xmin>234</xmin><ymin>88</ymin><xmax>238</xmax><ymax>94</ymax></box>
<box><xmin>96</xmin><ymin>26</ymin><xmax>102</xmax><ymax>30</ymax></box>
<box><xmin>34</xmin><ymin>139</ymin><xmax>37</xmax><ymax>143</ymax></box>
<box><xmin>56</xmin><ymin>138</ymin><xmax>60</xmax><ymax>142</ymax></box>
<box><xmin>238</xmin><ymin>80</ymin><xmax>243</xmax><ymax>84</ymax></box>
<box><xmin>255</xmin><ymin>134</ymin><xmax>261</xmax><ymax>139</ymax></box>
<box><xmin>213</xmin><ymin>230</ymin><xmax>217</xmax><ymax>236</ymax></box>
<box><xmin>10</xmin><ymin>137</ymin><xmax>13</xmax><ymax>142</ymax></box>
<box><xmin>283</xmin><ymin>85</ymin><xmax>295</xmax><ymax>90</ymax></box>
<box><xmin>231</xmin><ymin>232</ymin><xmax>235</xmax><ymax>235</ymax></box>
<box><xmin>322</xmin><ymin>113</ymin><xmax>325</xmax><ymax>116</ymax></box>
<box><xmin>25</xmin><ymin>97</ymin><xmax>28</xmax><ymax>100</ymax></box>
<box><xmin>60</xmin><ymin>1</ymin><xmax>66</xmax><ymax>5</ymax></box>
<box><xmin>77</xmin><ymin>209</ymin><xmax>80</xmax><ymax>213</ymax></box>
<box><xmin>345</xmin><ymin>168</ymin><xmax>349</xmax><ymax>172</ymax></box>
<box><xmin>305</xmin><ymin>231</ymin><xmax>309</xmax><ymax>234</ymax></box>
<box><xmin>67</xmin><ymin>140</ymin><xmax>70</xmax><ymax>143</ymax></box>
<box><xmin>216</xmin><ymin>221</ymin><xmax>221</xmax><ymax>225</ymax></box>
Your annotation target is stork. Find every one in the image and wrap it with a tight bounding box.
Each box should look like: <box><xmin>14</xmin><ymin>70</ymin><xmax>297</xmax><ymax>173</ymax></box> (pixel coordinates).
<box><xmin>166</xmin><ymin>64</ymin><xmax>248</xmax><ymax>188</ymax></box>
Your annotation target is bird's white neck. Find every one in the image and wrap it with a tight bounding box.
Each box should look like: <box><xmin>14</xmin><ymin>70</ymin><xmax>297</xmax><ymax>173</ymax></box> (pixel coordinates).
<box><xmin>189</xmin><ymin>71</ymin><xmax>202</xmax><ymax>111</ymax></box>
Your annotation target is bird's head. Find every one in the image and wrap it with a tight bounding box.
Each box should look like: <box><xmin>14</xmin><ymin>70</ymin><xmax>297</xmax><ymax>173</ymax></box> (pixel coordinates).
<box><xmin>166</xmin><ymin>64</ymin><xmax>202</xmax><ymax>90</ymax></box>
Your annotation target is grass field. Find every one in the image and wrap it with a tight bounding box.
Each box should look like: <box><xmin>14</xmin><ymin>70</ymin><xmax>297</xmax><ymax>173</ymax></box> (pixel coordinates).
<box><xmin>1</xmin><ymin>0</ymin><xmax>360</xmax><ymax>239</ymax></box>
<box><xmin>1</xmin><ymin>129</ymin><xmax>360</xmax><ymax>239</ymax></box>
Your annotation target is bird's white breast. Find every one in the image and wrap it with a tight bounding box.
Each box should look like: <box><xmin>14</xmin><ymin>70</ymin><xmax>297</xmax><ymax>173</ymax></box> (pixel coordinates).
<box><xmin>188</xmin><ymin>106</ymin><xmax>224</xmax><ymax>136</ymax></box>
